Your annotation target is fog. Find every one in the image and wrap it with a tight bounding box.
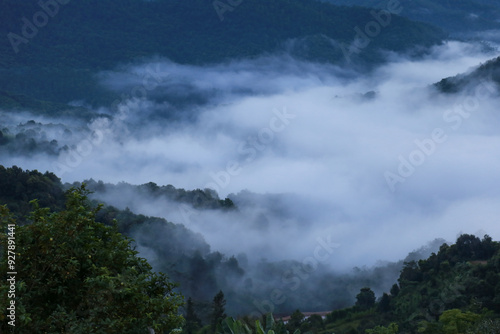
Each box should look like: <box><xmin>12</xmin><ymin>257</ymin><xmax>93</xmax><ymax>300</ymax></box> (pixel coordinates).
<box><xmin>2</xmin><ymin>41</ymin><xmax>500</xmax><ymax>271</ymax></box>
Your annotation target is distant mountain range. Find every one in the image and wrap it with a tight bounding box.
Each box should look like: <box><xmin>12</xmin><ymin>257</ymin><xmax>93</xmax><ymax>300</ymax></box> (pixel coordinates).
<box><xmin>324</xmin><ymin>0</ymin><xmax>500</xmax><ymax>36</ymax></box>
<box><xmin>0</xmin><ymin>0</ymin><xmax>445</xmax><ymax>107</ymax></box>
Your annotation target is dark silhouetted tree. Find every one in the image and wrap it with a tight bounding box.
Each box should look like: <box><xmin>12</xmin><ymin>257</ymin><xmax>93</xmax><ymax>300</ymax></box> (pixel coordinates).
<box><xmin>390</xmin><ymin>284</ymin><xmax>400</xmax><ymax>297</ymax></box>
<box><xmin>211</xmin><ymin>290</ymin><xmax>226</xmax><ymax>332</ymax></box>
<box><xmin>184</xmin><ymin>297</ymin><xmax>201</xmax><ymax>334</ymax></box>
<box><xmin>287</xmin><ymin>309</ymin><xmax>305</xmax><ymax>333</ymax></box>
<box><xmin>379</xmin><ymin>293</ymin><xmax>391</xmax><ymax>313</ymax></box>
<box><xmin>356</xmin><ymin>287</ymin><xmax>376</xmax><ymax>310</ymax></box>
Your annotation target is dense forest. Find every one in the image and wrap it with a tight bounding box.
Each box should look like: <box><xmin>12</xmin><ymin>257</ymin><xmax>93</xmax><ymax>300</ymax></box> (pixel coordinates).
<box><xmin>2</xmin><ymin>0</ymin><xmax>500</xmax><ymax>332</ymax></box>
<box><xmin>2</xmin><ymin>166</ymin><xmax>500</xmax><ymax>333</ymax></box>
<box><xmin>0</xmin><ymin>0</ymin><xmax>445</xmax><ymax>107</ymax></box>
<box><xmin>0</xmin><ymin>166</ymin><xmax>433</xmax><ymax>315</ymax></box>
<box><xmin>434</xmin><ymin>56</ymin><xmax>500</xmax><ymax>93</ymax></box>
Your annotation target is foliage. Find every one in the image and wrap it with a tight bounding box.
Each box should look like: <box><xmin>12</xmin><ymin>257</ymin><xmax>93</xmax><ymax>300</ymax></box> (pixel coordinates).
<box><xmin>466</xmin><ymin>319</ymin><xmax>500</xmax><ymax>334</ymax></box>
<box><xmin>435</xmin><ymin>56</ymin><xmax>500</xmax><ymax>94</ymax></box>
<box><xmin>184</xmin><ymin>297</ymin><xmax>202</xmax><ymax>334</ymax></box>
<box><xmin>0</xmin><ymin>165</ymin><xmax>65</xmax><ymax>221</ymax></box>
<box><xmin>3</xmin><ymin>165</ymin><xmax>500</xmax><ymax>332</ymax></box>
<box><xmin>0</xmin><ymin>186</ymin><xmax>184</xmax><ymax>333</ymax></box>
<box><xmin>324</xmin><ymin>234</ymin><xmax>500</xmax><ymax>334</ymax></box>
<box><xmin>216</xmin><ymin>314</ymin><xmax>297</xmax><ymax>334</ymax></box>
<box><xmin>217</xmin><ymin>316</ymin><xmax>253</xmax><ymax>334</ymax></box>
<box><xmin>212</xmin><ymin>290</ymin><xmax>227</xmax><ymax>332</ymax></box>
<box><xmin>439</xmin><ymin>309</ymin><xmax>481</xmax><ymax>334</ymax></box>
<box><xmin>417</xmin><ymin>309</ymin><xmax>482</xmax><ymax>334</ymax></box>
<box><xmin>378</xmin><ymin>293</ymin><xmax>391</xmax><ymax>313</ymax></box>
<box><xmin>365</xmin><ymin>323</ymin><xmax>398</xmax><ymax>334</ymax></box>
<box><xmin>81</xmin><ymin>179</ymin><xmax>236</xmax><ymax>211</ymax></box>
<box><xmin>287</xmin><ymin>310</ymin><xmax>305</xmax><ymax>332</ymax></box>
<box><xmin>0</xmin><ymin>165</ymin><xmax>245</xmax><ymax>313</ymax></box>
<box><xmin>389</xmin><ymin>284</ymin><xmax>399</xmax><ymax>297</ymax></box>
<box><xmin>356</xmin><ymin>287</ymin><xmax>376</xmax><ymax>311</ymax></box>
<box><xmin>0</xmin><ymin>0</ymin><xmax>445</xmax><ymax>106</ymax></box>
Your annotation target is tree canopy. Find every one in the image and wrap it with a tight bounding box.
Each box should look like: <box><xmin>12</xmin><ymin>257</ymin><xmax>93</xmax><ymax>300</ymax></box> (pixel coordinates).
<box><xmin>0</xmin><ymin>186</ymin><xmax>184</xmax><ymax>333</ymax></box>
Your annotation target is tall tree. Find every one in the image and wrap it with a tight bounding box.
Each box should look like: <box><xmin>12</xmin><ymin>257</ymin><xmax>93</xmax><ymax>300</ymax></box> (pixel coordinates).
<box><xmin>378</xmin><ymin>293</ymin><xmax>391</xmax><ymax>313</ymax></box>
<box><xmin>211</xmin><ymin>290</ymin><xmax>226</xmax><ymax>333</ymax></box>
<box><xmin>184</xmin><ymin>297</ymin><xmax>201</xmax><ymax>334</ymax></box>
<box><xmin>389</xmin><ymin>284</ymin><xmax>400</xmax><ymax>297</ymax></box>
<box><xmin>0</xmin><ymin>186</ymin><xmax>184</xmax><ymax>334</ymax></box>
<box><xmin>287</xmin><ymin>309</ymin><xmax>305</xmax><ymax>333</ymax></box>
<box><xmin>355</xmin><ymin>287</ymin><xmax>376</xmax><ymax>311</ymax></box>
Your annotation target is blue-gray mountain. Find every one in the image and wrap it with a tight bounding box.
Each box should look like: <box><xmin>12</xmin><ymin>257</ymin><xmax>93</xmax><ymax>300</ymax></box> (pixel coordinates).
<box><xmin>0</xmin><ymin>0</ymin><xmax>445</xmax><ymax>106</ymax></box>
<box><xmin>324</xmin><ymin>0</ymin><xmax>500</xmax><ymax>35</ymax></box>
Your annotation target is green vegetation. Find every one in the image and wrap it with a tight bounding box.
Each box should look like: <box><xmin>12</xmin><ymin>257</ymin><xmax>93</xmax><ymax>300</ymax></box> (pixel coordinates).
<box><xmin>216</xmin><ymin>313</ymin><xmax>298</xmax><ymax>334</ymax></box>
<box><xmin>0</xmin><ymin>166</ymin><xmax>246</xmax><ymax>313</ymax></box>
<box><xmin>211</xmin><ymin>291</ymin><xmax>228</xmax><ymax>332</ymax></box>
<box><xmin>0</xmin><ymin>165</ymin><xmax>65</xmax><ymax>220</ymax></box>
<box><xmin>0</xmin><ymin>0</ymin><xmax>445</xmax><ymax>107</ymax></box>
<box><xmin>0</xmin><ymin>186</ymin><xmax>184</xmax><ymax>333</ymax></box>
<box><xmin>78</xmin><ymin>179</ymin><xmax>236</xmax><ymax>211</ymax></box>
<box><xmin>2</xmin><ymin>165</ymin><xmax>500</xmax><ymax>333</ymax></box>
<box><xmin>184</xmin><ymin>297</ymin><xmax>202</xmax><ymax>334</ymax></box>
<box><xmin>320</xmin><ymin>234</ymin><xmax>500</xmax><ymax>333</ymax></box>
<box><xmin>434</xmin><ymin>56</ymin><xmax>500</xmax><ymax>94</ymax></box>
<box><xmin>355</xmin><ymin>287</ymin><xmax>376</xmax><ymax>311</ymax></box>
<box><xmin>0</xmin><ymin>119</ymin><xmax>94</xmax><ymax>158</ymax></box>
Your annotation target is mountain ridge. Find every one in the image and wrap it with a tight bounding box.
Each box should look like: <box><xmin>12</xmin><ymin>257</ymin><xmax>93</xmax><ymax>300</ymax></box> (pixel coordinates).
<box><xmin>0</xmin><ymin>0</ymin><xmax>445</xmax><ymax>106</ymax></box>
<box><xmin>323</xmin><ymin>0</ymin><xmax>500</xmax><ymax>35</ymax></box>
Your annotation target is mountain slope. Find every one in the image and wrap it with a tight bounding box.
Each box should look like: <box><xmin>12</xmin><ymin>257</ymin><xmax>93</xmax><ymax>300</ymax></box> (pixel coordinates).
<box><xmin>0</xmin><ymin>0</ymin><xmax>445</xmax><ymax>106</ymax></box>
<box><xmin>324</xmin><ymin>0</ymin><xmax>500</xmax><ymax>35</ymax></box>
<box><xmin>322</xmin><ymin>234</ymin><xmax>500</xmax><ymax>334</ymax></box>
<box><xmin>434</xmin><ymin>56</ymin><xmax>500</xmax><ymax>93</ymax></box>
<box><xmin>0</xmin><ymin>0</ymin><xmax>445</xmax><ymax>67</ymax></box>
<box><xmin>0</xmin><ymin>165</ymin><xmax>449</xmax><ymax>320</ymax></box>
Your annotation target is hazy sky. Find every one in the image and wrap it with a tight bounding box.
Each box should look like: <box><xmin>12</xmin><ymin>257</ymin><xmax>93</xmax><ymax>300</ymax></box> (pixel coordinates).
<box><xmin>3</xmin><ymin>41</ymin><xmax>500</xmax><ymax>268</ymax></box>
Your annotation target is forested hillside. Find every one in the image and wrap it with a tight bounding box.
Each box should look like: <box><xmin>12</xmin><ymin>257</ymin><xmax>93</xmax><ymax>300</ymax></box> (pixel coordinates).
<box><xmin>1</xmin><ymin>165</ymin><xmax>470</xmax><ymax>329</ymax></box>
<box><xmin>324</xmin><ymin>0</ymin><xmax>500</xmax><ymax>35</ymax></box>
<box><xmin>309</xmin><ymin>234</ymin><xmax>500</xmax><ymax>333</ymax></box>
<box><xmin>215</xmin><ymin>235</ymin><xmax>500</xmax><ymax>334</ymax></box>
<box><xmin>434</xmin><ymin>56</ymin><xmax>500</xmax><ymax>93</ymax></box>
<box><xmin>0</xmin><ymin>186</ymin><xmax>184</xmax><ymax>333</ymax></box>
<box><xmin>5</xmin><ymin>179</ymin><xmax>498</xmax><ymax>334</ymax></box>
<box><xmin>1</xmin><ymin>1</ymin><xmax>500</xmax><ymax>331</ymax></box>
<box><xmin>0</xmin><ymin>166</ymin><xmax>247</xmax><ymax>312</ymax></box>
<box><xmin>0</xmin><ymin>0</ymin><xmax>445</xmax><ymax>106</ymax></box>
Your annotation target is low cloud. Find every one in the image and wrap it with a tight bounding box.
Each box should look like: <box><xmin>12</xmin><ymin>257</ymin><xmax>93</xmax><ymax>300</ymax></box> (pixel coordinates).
<box><xmin>2</xmin><ymin>41</ymin><xmax>500</xmax><ymax>270</ymax></box>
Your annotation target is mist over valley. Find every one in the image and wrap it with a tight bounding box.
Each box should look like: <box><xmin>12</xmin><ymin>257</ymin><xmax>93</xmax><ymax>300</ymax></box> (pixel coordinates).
<box><xmin>2</xmin><ymin>0</ymin><xmax>500</xmax><ymax>332</ymax></box>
